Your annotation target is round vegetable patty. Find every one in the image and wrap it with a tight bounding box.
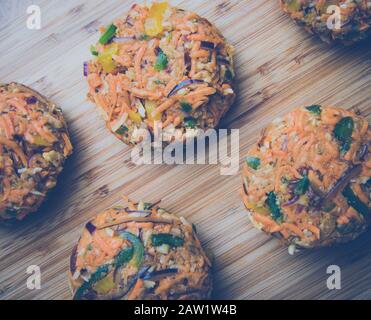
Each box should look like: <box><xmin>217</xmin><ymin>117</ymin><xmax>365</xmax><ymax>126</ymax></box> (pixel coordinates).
<box><xmin>69</xmin><ymin>199</ymin><xmax>212</xmax><ymax>300</ymax></box>
<box><xmin>280</xmin><ymin>0</ymin><xmax>371</xmax><ymax>44</ymax></box>
<box><xmin>0</xmin><ymin>83</ymin><xmax>73</xmax><ymax>221</ymax></box>
<box><xmin>242</xmin><ymin>106</ymin><xmax>370</xmax><ymax>249</ymax></box>
<box><xmin>86</xmin><ymin>2</ymin><xmax>235</xmax><ymax>145</ymax></box>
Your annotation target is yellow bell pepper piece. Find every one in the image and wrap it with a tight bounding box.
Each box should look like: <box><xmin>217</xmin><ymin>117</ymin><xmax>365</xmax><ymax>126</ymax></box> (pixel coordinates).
<box><xmin>245</xmin><ymin>201</ymin><xmax>270</xmax><ymax>215</ymax></box>
<box><xmin>145</xmin><ymin>100</ymin><xmax>161</xmax><ymax>122</ymax></box>
<box><xmin>33</xmin><ymin>135</ymin><xmax>51</xmax><ymax>146</ymax></box>
<box><xmin>94</xmin><ymin>275</ymin><xmax>116</xmax><ymax>295</ymax></box>
<box><xmin>144</xmin><ymin>2</ymin><xmax>169</xmax><ymax>37</ymax></box>
<box><xmin>285</xmin><ymin>0</ymin><xmax>301</xmax><ymax>12</ymax></box>
<box><xmin>98</xmin><ymin>44</ymin><xmax>118</xmax><ymax>73</ymax></box>
<box><xmin>254</xmin><ymin>206</ymin><xmax>271</xmax><ymax>215</ymax></box>
<box><xmin>129</xmin><ymin>111</ymin><xmax>142</xmax><ymax>125</ymax></box>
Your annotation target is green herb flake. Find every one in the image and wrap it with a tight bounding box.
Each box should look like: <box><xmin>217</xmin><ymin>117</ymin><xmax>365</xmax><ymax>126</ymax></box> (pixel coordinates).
<box><xmin>90</xmin><ymin>45</ymin><xmax>99</xmax><ymax>56</ymax></box>
<box><xmin>115</xmin><ymin>125</ymin><xmax>128</xmax><ymax>135</ymax></box>
<box><xmin>281</xmin><ymin>176</ymin><xmax>289</xmax><ymax>184</ymax></box>
<box><xmin>154</xmin><ymin>51</ymin><xmax>168</xmax><ymax>71</ymax></box>
<box><xmin>305</xmin><ymin>105</ymin><xmax>322</xmax><ymax>115</ymax></box>
<box><xmin>294</xmin><ymin>176</ymin><xmax>309</xmax><ymax>195</ymax></box>
<box><xmin>245</xmin><ymin>157</ymin><xmax>261</xmax><ymax>170</ymax></box>
<box><xmin>143</xmin><ymin>202</ymin><xmax>153</xmax><ymax>210</ymax></box>
<box><xmin>180</xmin><ymin>101</ymin><xmax>192</xmax><ymax>113</ymax></box>
<box><xmin>138</xmin><ymin>34</ymin><xmax>150</xmax><ymax>41</ymax></box>
<box><xmin>266</xmin><ymin>192</ymin><xmax>283</xmax><ymax>222</ymax></box>
<box><xmin>184</xmin><ymin>117</ymin><xmax>197</xmax><ymax>128</ymax></box>
<box><xmin>322</xmin><ymin>201</ymin><xmax>336</xmax><ymax>212</ymax></box>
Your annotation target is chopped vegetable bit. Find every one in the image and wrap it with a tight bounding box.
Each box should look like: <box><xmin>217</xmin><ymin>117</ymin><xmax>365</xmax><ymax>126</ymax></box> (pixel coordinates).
<box><xmin>294</xmin><ymin>176</ymin><xmax>309</xmax><ymax>195</ymax></box>
<box><xmin>99</xmin><ymin>24</ymin><xmax>117</xmax><ymax>45</ymax></box>
<box><xmin>143</xmin><ymin>202</ymin><xmax>153</xmax><ymax>210</ymax></box>
<box><xmin>138</xmin><ymin>34</ymin><xmax>150</xmax><ymax>41</ymax></box>
<box><xmin>224</xmin><ymin>69</ymin><xmax>234</xmax><ymax>82</ymax></box>
<box><xmin>85</xmin><ymin>221</ymin><xmax>96</xmax><ymax>234</ymax></box>
<box><xmin>26</xmin><ymin>96</ymin><xmax>37</xmax><ymax>104</ymax></box>
<box><xmin>180</xmin><ymin>101</ymin><xmax>192</xmax><ymax>113</ymax></box>
<box><xmin>266</xmin><ymin>192</ymin><xmax>282</xmax><ymax>222</ymax></box>
<box><xmin>167</xmin><ymin>79</ymin><xmax>204</xmax><ymax>98</ymax></box>
<box><xmin>184</xmin><ymin>117</ymin><xmax>197</xmax><ymax>128</ymax></box>
<box><xmin>322</xmin><ymin>201</ymin><xmax>336</xmax><ymax>212</ymax></box>
<box><xmin>90</xmin><ymin>45</ymin><xmax>98</xmax><ymax>56</ymax></box>
<box><xmin>151</xmin><ymin>233</ymin><xmax>184</xmax><ymax>247</ymax></box>
<box><xmin>200</xmin><ymin>41</ymin><xmax>215</xmax><ymax>50</ymax></box>
<box><xmin>342</xmin><ymin>184</ymin><xmax>370</xmax><ymax>216</ymax></box>
<box><xmin>334</xmin><ymin>117</ymin><xmax>354</xmax><ymax>153</ymax></box>
<box><xmin>245</xmin><ymin>156</ymin><xmax>261</xmax><ymax>170</ymax></box>
<box><xmin>33</xmin><ymin>135</ymin><xmax>52</xmax><ymax>146</ymax></box>
<box><xmin>83</xmin><ymin>62</ymin><xmax>88</xmax><ymax>77</ymax></box>
<box><xmin>281</xmin><ymin>176</ymin><xmax>289</xmax><ymax>184</ymax></box>
<box><xmin>306</xmin><ymin>105</ymin><xmax>322</xmax><ymax>115</ymax></box>
<box><xmin>154</xmin><ymin>49</ymin><xmax>168</xmax><ymax>71</ymax></box>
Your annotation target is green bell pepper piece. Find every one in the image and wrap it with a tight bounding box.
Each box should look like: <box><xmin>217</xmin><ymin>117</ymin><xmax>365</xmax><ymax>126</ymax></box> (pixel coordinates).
<box><xmin>119</xmin><ymin>232</ymin><xmax>144</xmax><ymax>268</ymax></box>
<box><xmin>245</xmin><ymin>157</ymin><xmax>261</xmax><ymax>170</ymax></box>
<box><xmin>73</xmin><ymin>264</ymin><xmax>110</xmax><ymax>300</ymax></box>
<box><xmin>99</xmin><ymin>24</ymin><xmax>117</xmax><ymax>45</ymax></box>
<box><xmin>266</xmin><ymin>191</ymin><xmax>283</xmax><ymax>222</ymax></box>
<box><xmin>334</xmin><ymin>117</ymin><xmax>354</xmax><ymax>153</ymax></box>
<box><xmin>151</xmin><ymin>233</ymin><xmax>184</xmax><ymax>247</ymax></box>
<box><xmin>342</xmin><ymin>184</ymin><xmax>370</xmax><ymax>216</ymax></box>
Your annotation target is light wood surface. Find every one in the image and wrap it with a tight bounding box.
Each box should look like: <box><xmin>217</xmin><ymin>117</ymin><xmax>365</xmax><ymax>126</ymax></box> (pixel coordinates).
<box><xmin>0</xmin><ymin>0</ymin><xmax>370</xmax><ymax>300</ymax></box>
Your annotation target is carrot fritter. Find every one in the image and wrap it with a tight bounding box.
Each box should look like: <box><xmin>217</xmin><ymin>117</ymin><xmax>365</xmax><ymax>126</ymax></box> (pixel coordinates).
<box><xmin>242</xmin><ymin>106</ymin><xmax>370</xmax><ymax>249</ymax></box>
<box><xmin>0</xmin><ymin>83</ymin><xmax>72</xmax><ymax>221</ymax></box>
<box><xmin>69</xmin><ymin>199</ymin><xmax>212</xmax><ymax>300</ymax></box>
<box><xmin>85</xmin><ymin>2</ymin><xmax>235</xmax><ymax>145</ymax></box>
<box><xmin>280</xmin><ymin>0</ymin><xmax>371</xmax><ymax>44</ymax></box>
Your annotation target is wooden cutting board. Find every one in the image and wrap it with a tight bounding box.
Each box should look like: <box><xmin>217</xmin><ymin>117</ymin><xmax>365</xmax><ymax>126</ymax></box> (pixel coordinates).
<box><xmin>0</xmin><ymin>0</ymin><xmax>370</xmax><ymax>300</ymax></box>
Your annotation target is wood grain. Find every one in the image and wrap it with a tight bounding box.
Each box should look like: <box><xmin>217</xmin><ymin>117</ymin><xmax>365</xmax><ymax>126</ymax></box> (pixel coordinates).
<box><xmin>0</xmin><ymin>0</ymin><xmax>370</xmax><ymax>300</ymax></box>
